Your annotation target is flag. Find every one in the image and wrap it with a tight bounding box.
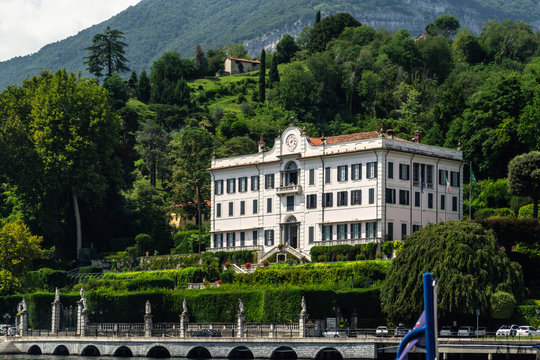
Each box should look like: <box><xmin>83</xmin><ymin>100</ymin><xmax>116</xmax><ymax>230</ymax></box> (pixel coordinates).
<box><xmin>398</xmin><ymin>311</ymin><xmax>426</xmax><ymax>360</ymax></box>
<box><xmin>445</xmin><ymin>173</ymin><xmax>450</xmax><ymax>194</ymax></box>
<box><xmin>470</xmin><ymin>168</ymin><xmax>477</xmax><ymax>185</ymax></box>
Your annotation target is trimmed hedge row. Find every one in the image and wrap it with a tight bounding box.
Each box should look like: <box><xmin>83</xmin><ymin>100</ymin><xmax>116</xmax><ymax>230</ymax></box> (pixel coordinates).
<box><xmin>0</xmin><ymin>287</ymin><xmax>382</xmax><ymax>329</ymax></box>
<box><xmin>22</xmin><ymin>268</ymin><xmax>67</xmax><ymax>292</ymax></box>
<box><xmin>310</xmin><ymin>243</ymin><xmax>385</xmax><ymax>262</ymax></box>
<box><xmin>234</xmin><ymin>261</ymin><xmax>389</xmax><ymax>287</ymax></box>
<box><xmin>100</xmin><ymin>268</ymin><xmax>209</xmax><ymax>289</ymax></box>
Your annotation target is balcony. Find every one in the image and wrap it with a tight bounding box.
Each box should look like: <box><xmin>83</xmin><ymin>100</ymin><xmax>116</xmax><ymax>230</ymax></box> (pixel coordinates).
<box><xmin>276</xmin><ymin>184</ymin><xmax>302</xmax><ymax>195</ymax></box>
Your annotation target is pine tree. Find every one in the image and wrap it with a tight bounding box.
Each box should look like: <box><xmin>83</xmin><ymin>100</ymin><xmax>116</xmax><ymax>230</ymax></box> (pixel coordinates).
<box><xmin>84</xmin><ymin>26</ymin><xmax>129</xmax><ymax>78</ymax></box>
<box><xmin>136</xmin><ymin>70</ymin><xmax>151</xmax><ymax>103</ymax></box>
<box><xmin>258</xmin><ymin>49</ymin><xmax>266</xmax><ymax>103</ymax></box>
<box><xmin>268</xmin><ymin>55</ymin><xmax>280</xmax><ymax>87</ymax></box>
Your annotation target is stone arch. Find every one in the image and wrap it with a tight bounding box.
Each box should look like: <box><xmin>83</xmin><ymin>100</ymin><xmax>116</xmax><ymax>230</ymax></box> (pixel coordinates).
<box><xmin>315</xmin><ymin>348</ymin><xmax>343</xmax><ymax>360</ymax></box>
<box><xmin>285</xmin><ymin>161</ymin><xmax>297</xmax><ymax>171</ymax></box>
<box><xmin>270</xmin><ymin>346</ymin><xmax>298</xmax><ymax>360</ymax></box>
<box><xmin>146</xmin><ymin>346</ymin><xmax>171</xmax><ymax>358</ymax></box>
<box><xmin>27</xmin><ymin>345</ymin><xmax>42</xmax><ymax>355</ymax></box>
<box><xmin>228</xmin><ymin>346</ymin><xmax>254</xmax><ymax>359</ymax></box>
<box><xmin>113</xmin><ymin>346</ymin><xmax>133</xmax><ymax>357</ymax></box>
<box><xmin>187</xmin><ymin>346</ymin><xmax>212</xmax><ymax>359</ymax></box>
<box><xmin>53</xmin><ymin>345</ymin><xmax>69</xmax><ymax>356</ymax></box>
<box><xmin>81</xmin><ymin>345</ymin><xmax>101</xmax><ymax>356</ymax></box>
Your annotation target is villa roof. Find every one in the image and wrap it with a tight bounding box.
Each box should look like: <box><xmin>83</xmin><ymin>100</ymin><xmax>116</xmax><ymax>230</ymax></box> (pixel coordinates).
<box><xmin>227</xmin><ymin>57</ymin><xmax>261</xmax><ymax>64</ymax></box>
<box><xmin>308</xmin><ymin>131</ymin><xmax>407</xmax><ymax>145</ymax></box>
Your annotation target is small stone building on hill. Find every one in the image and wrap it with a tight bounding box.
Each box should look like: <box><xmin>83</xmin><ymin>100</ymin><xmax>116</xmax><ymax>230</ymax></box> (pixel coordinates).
<box><xmin>224</xmin><ymin>57</ymin><xmax>261</xmax><ymax>75</ymax></box>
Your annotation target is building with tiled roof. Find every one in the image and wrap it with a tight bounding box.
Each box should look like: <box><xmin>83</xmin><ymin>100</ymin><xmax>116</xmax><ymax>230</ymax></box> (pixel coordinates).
<box><xmin>208</xmin><ymin>126</ymin><xmax>464</xmax><ymax>263</ymax></box>
<box><xmin>224</xmin><ymin>57</ymin><xmax>261</xmax><ymax>75</ymax></box>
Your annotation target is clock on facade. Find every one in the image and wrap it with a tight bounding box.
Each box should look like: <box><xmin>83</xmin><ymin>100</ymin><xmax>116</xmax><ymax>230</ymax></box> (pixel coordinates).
<box><xmin>286</xmin><ymin>134</ymin><xmax>298</xmax><ymax>151</ymax></box>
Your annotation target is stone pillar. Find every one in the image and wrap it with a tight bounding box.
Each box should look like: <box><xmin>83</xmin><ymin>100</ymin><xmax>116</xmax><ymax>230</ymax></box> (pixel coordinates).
<box><xmin>487</xmin><ymin>354</ymin><xmax>493</xmax><ymax>360</ymax></box>
<box><xmin>77</xmin><ymin>287</ymin><xmax>88</xmax><ymax>336</ymax></box>
<box><xmin>180</xmin><ymin>299</ymin><xmax>189</xmax><ymax>338</ymax></box>
<box><xmin>269</xmin><ymin>323</ymin><xmax>275</xmax><ymax>338</ymax></box>
<box><xmin>51</xmin><ymin>288</ymin><xmax>61</xmax><ymax>334</ymax></box>
<box><xmin>144</xmin><ymin>300</ymin><xmax>153</xmax><ymax>338</ymax></box>
<box><xmin>237</xmin><ymin>299</ymin><xmax>245</xmax><ymax>338</ymax></box>
<box><xmin>19</xmin><ymin>310</ymin><xmax>28</xmax><ymax>336</ymax></box>
<box><xmin>298</xmin><ymin>296</ymin><xmax>308</xmax><ymax>338</ymax></box>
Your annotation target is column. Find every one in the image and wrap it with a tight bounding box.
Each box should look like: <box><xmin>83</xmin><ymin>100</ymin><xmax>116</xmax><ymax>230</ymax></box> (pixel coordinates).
<box><xmin>144</xmin><ymin>300</ymin><xmax>153</xmax><ymax>337</ymax></box>
<box><xmin>20</xmin><ymin>310</ymin><xmax>28</xmax><ymax>336</ymax></box>
<box><xmin>76</xmin><ymin>299</ymin><xmax>88</xmax><ymax>336</ymax></box>
<box><xmin>298</xmin><ymin>296</ymin><xmax>308</xmax><ymax>338</ymax></box>
<box><xmin>51</xmin><ymin>288</ymin><xmax>61</xmax><ymax>334</ymax></box>
<box><xmin>237</xmin><ymin>299</ymin><xmax>245</xmax><ymax>338</ymax></box>
<box><xmin>180</xmin><ymin>299</ymin><xmax>189</xmax><ymax>338</ymax></box>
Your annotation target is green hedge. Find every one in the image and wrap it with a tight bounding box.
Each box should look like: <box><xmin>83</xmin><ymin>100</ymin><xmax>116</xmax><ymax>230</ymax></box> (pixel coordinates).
<box><xmin>513</xmin><ymin>305</ymin><xmax>540</xmax><ymax>327</ymax></box>
<box><xmin>310</xmin><ymin>243</ymin><xmax>383</xmax><ymax>262</ymax></box>
<box><xmin>22</xmin><ymin>268</ymin><xmax>67</xmax><ymax>292</ymax></box>
<box><xmin>100</xmin><ymin>268</ymin><xmax>209</xmax><ymax>289</ymax></box>
<box><xmin>78</xmin><ymin>266</ymin><xmax>103</xmax><ymax>274</ymax></box>
<box><xmin>0</xmin><ymin>287</ymin><xmax>382</xmax><ymax>328</ymax></box>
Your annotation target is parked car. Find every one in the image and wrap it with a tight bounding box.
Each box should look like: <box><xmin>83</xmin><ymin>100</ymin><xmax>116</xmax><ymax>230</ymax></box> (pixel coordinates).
<box><xmin>516</xmin><ymin>326</ymin><xmax>535</xmax><ymax>337</ymax></box>
<box><xmin>323</xmin><ymin>329</ymin><xmax>341</xmax><ymax>338</ymax></box>
<box><xmin>536</xmin><ymin>327</ymin><xmax>540</xmax><ymax>336</ymax></box>
<box><xmin>457</xmin><ymin>326</ymin><xmax>475</xmax><ymax>337</ymax></box>
<box><xmin>375</xmin><ymin>326</ymin><xmax>389</xmax><ymax>337</ymax></box>
<box><xmin>394</xmin><ymin>324</ymin><xmax>409</xmax><ymax>337</ymax></box>
<box><xmin>439</xmin><ymin>326</ymin><xmax>453</xmax><ymax>337</ymax></box>
<box><xmin>496</xmin><ymin>324</ymin><xmax>519</xmax><ymax>337</ymax></box>
<box><xmin>193</xmin><ymin>329</ymin><xmax>221</xmax><ymax>337</ymax></box>
<box><xmin>474</xmin><ymin>327</ymin><xmax>487</xmax><ymax>337</ymax></box>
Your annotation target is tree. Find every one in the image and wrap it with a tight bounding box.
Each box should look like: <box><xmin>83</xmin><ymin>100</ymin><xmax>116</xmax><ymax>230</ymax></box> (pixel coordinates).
<box><xmin>380</xmin><ymin>221</ymin><xmax>523</xmax><ymax>322</ymax></box>
<box><xmin>315</xmin><ymin>10</ymin><xmax>321</xmax><ymax>24</ymax></box>
<box><xmin>207</xmin><ymin>48</ymin><xmax>226</xmax><ymax>75</ymax></box>
<box><xmin>275</xmin><ymin>34</ymin><xmax>299</xmax><ymax>64</ymax></box>
<box><xmin>259</xmin><ymin>49</ymin><xmax>266</xmax><ymax>103</ymax></box>
<box><xmin>309</xmin><ymin>13</ymin><xmax>361</xmax><ymax>53</ymax></box>
<box><xmin>103</xmin><ymin>73</ymin><xmax>129</xmax><ymax>110</ymax></box>
<box><xmin>150</xmin><ymin>52</ymin><xmax>192</xmax><ymax>106</ymax></box>
<box><xmin>136</xmin><ymin>121</ymin><xmax>171</xmax><ymax>188</ymax></box>
<box><xmin>84</xmin><ymin>26</ymin><xmax>129</xmax><ymax>78</ymax></box>
<box><xmin>268</xmin><ymin>55</ymin><xmax>280</xmax><ymax>87</ymax></box>
<box><xmin>479</xmin><ymin>19</ymin><xmax>538</xmax><ymax>63</ymax></box>
<box><xmin>0</xmin><ymin>219</ymin><xmax>42</xmax><ymax>276</ymax></box>
<box><xmin>215</xmin><ymin>136</ymin><xmax>258</xmax><ymax>158</ymax></box>
<box><xmin>452</xmin><ymin>28</ymin><xmax>486</xmax><ymax>64</ymax></box>
<box><xmin>425</xmin><ymin>14</ymin><xmax>460</xmax><ymax>38</ymax></box>
<box><xmin>136</xmin><ymin>70</ymin><xmax>151</xmax><ymax>103</ymax></box>
<box><xmin>128</xmin><ymin>70</ymin><xmax>138</xmax><ymax>92</ymax></box>
<box><xmin>224</xmin><ymin>43</ymin><xmax>249</xmax><ymax>59</ymax></box>
<box><xmin>508</xmin><ymin>151</ymin><xmax>540</xmax><ymax>218</ymax></box>
<box><xmin>170</xmin><ymin>119</ymin><xmax>214</xmax><ymax>253</ymax></box>
<box><xmin>194</xmin><ymin>44</ymin><xmax>209</xmax><ymax>76</ymax></box>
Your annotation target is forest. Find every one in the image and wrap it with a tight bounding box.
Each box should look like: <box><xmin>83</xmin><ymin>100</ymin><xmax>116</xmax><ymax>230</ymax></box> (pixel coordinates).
<box><xmin>0</xmin><ymin>12</ymin><xmax>538</xmax><ymax>271</ymax></box>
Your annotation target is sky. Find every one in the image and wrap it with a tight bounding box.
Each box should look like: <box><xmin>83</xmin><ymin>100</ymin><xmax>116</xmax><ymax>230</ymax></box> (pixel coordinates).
<box><xmin>0</xmin><ymin>0</ymin><xmax>142</xmax><ymax>62</ymax></box>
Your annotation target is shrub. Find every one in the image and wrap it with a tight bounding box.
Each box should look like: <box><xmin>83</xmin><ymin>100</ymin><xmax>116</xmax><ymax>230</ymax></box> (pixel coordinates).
<box><xmin>518</xmin><ymin>204</ymin><xmax>534</xmax><ymax>218</ymax></box>
<box><xmin>474</xmin><ymin>208</ymin><xmax>515</xmax><ymax>219</ymax></box>
<box><xmin>23</xmin><ymin>268</ymin><xmax>67</xmax><ymax>292</ymax></box>
<box><xmin>381</xmin><ymin>241</ymin><xmax>394</xmax><ymax>258</ymax></box>
<box><xmin>78</xmin><ymin>266</ymin><xmax>103</xmax><ymax>274</ymax></box>
<box><xmin>490</xmin><ymin>291</ymin><xmax>516</xmax><ymax>319</ymax></box>
<box><xmin>356</xmin><ymin>253</ymin><xmax>366</xmax><ymax>261</ymax></box>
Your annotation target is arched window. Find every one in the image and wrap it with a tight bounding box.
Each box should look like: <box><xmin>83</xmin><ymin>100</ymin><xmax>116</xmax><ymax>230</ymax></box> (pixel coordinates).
<box><xmin>283</xmin><ymin>162</ymin><xmax>299</xmax><ymax>185</ymax></box>
<box><xmin>286</xmin><ymin>162</ymin><xmax>297</xmax><ymax>171</ymax></box>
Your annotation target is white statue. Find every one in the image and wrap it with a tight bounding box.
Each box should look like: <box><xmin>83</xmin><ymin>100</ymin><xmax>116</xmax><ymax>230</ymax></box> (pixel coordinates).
<box><xmin>80</xmin><ymin>287</ymin><xmax>85</xmax><ymax>300</ymax></box>
<box><xmin>145</xmin><ymin>300</ymin><xmax>151</xmax><ymax>315</ymax></box>
<box><xmin>182</xmin><ymin>299</ymin><xmax>188</xmax><ymax>314</ymax></box>
<box><xmin>17</xmin><ymin>301</ymin><xmax>23</xmax><ymax>314</ymax></box>
<box><xmin>239</xmin><ymin>299</ymin><xmax>244</xmax><ymax>313</ymax></box>
<box><xmin>301</xmin><ymin>296</ymin><xmax>306</xmax><ymax>313</ymax></box>
<box><xmin>54</xmin><ymin>288</ymin><xmax>60</xmax><ymax>302</ymax></box>
<box><xmin>21</xmin><ymin>299</ymin><xmax>27</xmax><ymax>312</ymax></box>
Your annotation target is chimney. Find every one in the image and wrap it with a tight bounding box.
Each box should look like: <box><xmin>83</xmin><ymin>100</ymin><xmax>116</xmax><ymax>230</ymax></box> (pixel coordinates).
<box><xmin>258</xmin><ymin>132</ymin><xmax>266</xmax><ymax>152</ymax></box>
<box><xmin>386</xmin><ymin>129</ymin><xmax>395</xmax><ymax>139</ymax></box>
<box><xmin>413</xmin><ymin>130</ymin><xmax>423</xmax><ymax>143</ymax></box>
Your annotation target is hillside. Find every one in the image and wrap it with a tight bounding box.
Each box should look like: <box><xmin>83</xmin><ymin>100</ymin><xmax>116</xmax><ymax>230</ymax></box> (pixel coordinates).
<box><xmin>0</xmin><ymin>0</ymin><xmax>538</xmax><ymax>89</ymax></box>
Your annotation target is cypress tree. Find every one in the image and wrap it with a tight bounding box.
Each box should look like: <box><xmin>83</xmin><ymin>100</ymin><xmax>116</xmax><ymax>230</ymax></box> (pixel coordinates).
<box><xmin>315</xmin><ymin>10</ymin><xmax>321</xmax><ymax>24</ymax></box>
<box><xmin>268</xmin><ymin>55</ymin><xmax>280</xmax><ymax>87</ymax></box>
<box><xmin>258</xmin><ymin>49</ymin><xmax>266</xmax><ymax>103</ymax></box>
<box><xmin>136</xmin><ymin>70</ymin><xmax>151</xmax><ymax>103</ymax></box>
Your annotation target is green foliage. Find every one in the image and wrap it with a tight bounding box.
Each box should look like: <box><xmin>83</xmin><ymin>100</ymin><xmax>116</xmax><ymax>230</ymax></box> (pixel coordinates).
<box><xmin>381</xmin><ymin>241</ymin><xmax>394</xmax><ymax>258</ymax></box>
<box><xmin>380</xmin><ymin>221</ymin><xmax>524</xmax><ymax>322</ymax></box>
<box><xmin>508</xmin><ymin>151</ymin><xmax>540</xmax><ymax>218</ymax></box>
<box><xmin>309</xmin><ymin>13</ymin><xmax>362</xmax><ymax>53</ymax></box>
<box><xmin>78</xmin><ymin>266</ymin><xmax>103</xmax><ymax>275</ymax></box>
<box><xmin>0</xmin><ymin>270</ymin><xmax>20</xmax><ymax>295</ymax></box>
<box><xmin>514</xmin><ymin>305</ymin><xmax>540</xmax><ymax>328</ymax></box>
<box><xmin>171</xmin><ymin>229</ymin><xmax>210</xmax><ymax>254</ymax></box>
<box><xmin>258</xmin><ymin>49</ymin><xmax>266</xmax><ymax>103</ymax></box>
<box><xmin>150</xmin><ymin>52</ymin><xmax>193</xmax><ymax>105</ymax></box>
<box><xmin>518</xmin><ymin>204</ymin><xmax>534</xmax><ymax>218</ymax></box>
<box><xmin>425</xmin><ymin>14</ymin><xmax>460</xmax><ymax>38</ymax></box>
<box><xmin>22</xmin><ymin>268</ymin><xmax>67</xmax><ymax>292</ymax></box>
<box><xmin>84</xmin><ymin>26</ymin><xmax>129</xmax><ymax>78</ymax></box>
<box><xmin>476</xmin><ymin>217</ymin><xmax>540</xmax><ymax>255</ymax></box>
<box><xmin>474</xmin><ymin>208</ymin><xmax>515</xmax><ymax>219</ymax></box>
<box><xmin>275</xmin><ymin>34</ymin><xmax>299</xmax><ymax>64</ymax></box>
<box><xmin>0</xmin><ymin>219</ymin><xmax>42</xmax><ymax>276</ymax></box>
<box><xmin>489</xmin><ymin>291</ymin><xmax>516</xmax><ymax>319</ymax></box>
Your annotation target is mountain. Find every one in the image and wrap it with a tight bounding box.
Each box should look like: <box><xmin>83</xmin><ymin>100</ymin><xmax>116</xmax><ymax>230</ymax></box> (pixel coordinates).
<box><xmin>0</xmin><ymin>0</ymin><xmax>538</xmax><ymax>90</ymax></box>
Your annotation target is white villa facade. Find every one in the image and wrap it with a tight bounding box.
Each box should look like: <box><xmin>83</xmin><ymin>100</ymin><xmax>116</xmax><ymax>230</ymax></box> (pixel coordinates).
<box><xmin>208</xmin><ymin>126</ymin><xmax>464</xmax><ymax>262</ymax></box>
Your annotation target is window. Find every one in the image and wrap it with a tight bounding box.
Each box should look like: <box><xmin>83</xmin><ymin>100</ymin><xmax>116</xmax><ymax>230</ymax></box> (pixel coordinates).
<box><xmin>306</xmin><ymin>194</ymin><xmax>317</xmax><ymax>209</ymax></box>
<box><xmin>286</xmin><ymin>196</ymin><xmax>294</xmax><ymax>211</ymax></box>
<box><xmin>337</xmin><ymin>191</ymin><xmax>348</xmax><ymax>206</ymax></box>
<box><xmin>240</xmin><ymin>231</ymin><xmax>245</xmax><ymax>246</ymax></box>
<box><xmin>322</xmin><ymin>225</ymin><xmax>332</xmax><ymax>241</ymax></box>
<box><xmin>264</xmin><ymin>230</ymin><xmax>274</xmax><ymax>246</ymax></box>
<box><xmin>323</xmin><ymin>192</ymin><xmax>333</xmax><ymax>207</ymax></box>
<box><xmin>414</xmin><ymin>191</ymin><xmax>420</xmax><ymax>207</ymax></box>
<box><xmin>450</xmin><ymin>171</ymin><xmax>460</xmax><ymax>187</ymax></box>
<box><xmin>452</xmin><ymin>196</ymin><xmax>458</xmax><ymax>212</ymax></box>
<box><xmin>228</xmin><ymin>202</ymin><xmax>234</xmax><ymax>216</ymax></box>
<box><xmin>308</xmin><ymin>226</ymin><xmax>314</xmax><ymax>243</ymax></box>
<box><xmin>337</xmin><ymin>224</ymin><xmax>347</xmax><ymax>240</ymax></box>
<box><xmin>216</xmin><ymin>203</ymin><xmax>221</xmax><ymax>218</ymax></box>
<box><xmin>251</xmin><ymin>175</ymin><xmax>259</xmax><ymax>191</ymax></box>
<box><xmin>439</xmin><ymin>169</ymin><xmax>448</xmax><ymax>186</ymax></box>
<box><xmin>413</xmin><ymin>163</ymin><xmax>420</xmax><ymax>183</ymax></box>
<box><xmin>426</xmin><ymin>165</ymin><xmax>434</xmax><ymax>186</ymax></box>
<box><xmin>337</xmin><ymin>165</ymin><xmax>348</xmax><ymax>182</ymax></box>
<box><xmin>215</xmin><ymin>180</ymin><xmax>223</xmax><ymax>195</ymax></box>
<box><xmin>213</xmin><ymin>233</ymin><xmax>222</xmax><ymax>248</ymax></box>
<box><xmin>240</xmin><ymin>201</ymin><xmax>245</xmax><ymax>215</ymax></box>
<box><xmin>399</xmin><ymin>190</ymin><xmax>410</xmax><ymax>205</ymax></box>
<box><xmin>252</xmin><ymin>231</ymin><xmax>258</xmax><ymax>246</ymax></box>
<box><xmin>388</xmin><ymin>222</ymin><xmax>394</xmax><ymax>241</ymax></box>
<box><xmin>265</xmin><ymin>174</ymin><xmax>275</xmax><ymax>189</ymax></box>
<box><xmin>428</xmin><ymin>193</ymin><xmax>433</xmax><ymax>209</ymax></box>
<box><xmin>238</xmin><ymin>177</ymin><xmax>247</xmax><ymax>192</ymax></box>
<box><xmin>399</xmin><ymin>164</ymin><xmax>410</xmax><ymax>180</ymax></box>
<box><xmin>227</xmin><ymin>178</ymin><xmax>236</xmax><ymax>193</ymax></box>
<box><xmin>388</xmin><ymin>162</ymin><xmax>394</xmax><ymax>179</ymax></box>
<box><xmin>386</xmin><ymin>188</ymin><xmax>396</xmax><ymax>204</ymax></box>
<box><xmin>366</xmin><ymin>222</ymin><xmax>377</xmax><ymax>238</ymax></box>
<box><xmin>401</xmin><ymin>223</ymin><xmax>407</xmax><ymax>239</ymax></box>
<box><xmin>266</xmin><ymin>198</ymin><xmax>272</xmax><ymax>213</ymax></box>
<box><xmin>226</xmin><ymin>232</ymin><xmax>235</xmax><ymax>247</ymax></box>
<box><xmin>309</xmin><ymin>169</ymin><xmax>315</xmax><ymax>185</ymax></box>
<box><xmin>367</xmin><ymin>162</ymin><xmax>377</xmax><ymax>178</ymax></box>
<box><xmin>369</xmin><ymin>188</ymin><xmax>375</xmax><ymax>204</ymax></box>
<box><xmin>351</xmin><ymin>164</ymin><xmax>362</xmax><ymax>180</ymax></box>
<box><xmin>413</xmin><ymin>225</ymin><xmax>421</xmax><ymax>233</ymax></box>
<box><xmin>253</xmin><ymin>199</ymin><xmax>258</xmax><ymax>214</ymax></box>
<box><xmin>440</xmin><ymin>195</ymin><xmax>446</xmax><ymax>210</ymax></box>
<box><xmin>351</xmin><ymin>190</ymin><xmax>362</xmax><ymax>205</ymax></box>
<box><xmin>325</xmin><ymin>167</ymin><xmax>331</xmax><ymax>183</ymax></box>
<box><xmin>351</xmin><ymin>223</ymin><xmax>361</xmax><ymax>239</ymax></box>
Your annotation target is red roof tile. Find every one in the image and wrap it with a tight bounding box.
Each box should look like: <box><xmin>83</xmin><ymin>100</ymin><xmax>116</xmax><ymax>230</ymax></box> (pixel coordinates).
<box><xmin>227</xmin><ymin>57</ymin><xmax>261</xmax><ymax>64</ymax></box>
<box><xmin>308</xmin><ymin>131</ymin><xmax>407</xmax><ymax>145</ymax></box>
